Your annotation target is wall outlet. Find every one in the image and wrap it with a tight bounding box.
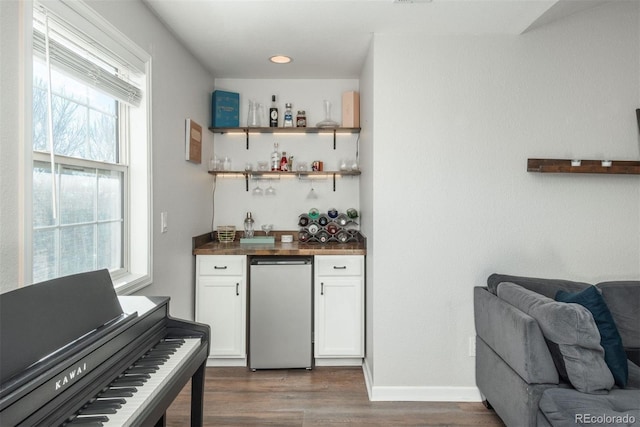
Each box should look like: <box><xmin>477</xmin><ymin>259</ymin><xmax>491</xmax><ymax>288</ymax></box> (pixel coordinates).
<box><xmin>469</xmin><ymin>336</ymin><xmax>476</xmax><ymax>357</ymax></box>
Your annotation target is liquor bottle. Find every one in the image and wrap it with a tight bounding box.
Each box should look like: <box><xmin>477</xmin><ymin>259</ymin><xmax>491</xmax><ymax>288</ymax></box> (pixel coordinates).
<box><xmin>283</xmin><ymin>103</ymin><xmax>293</xmax><ymax>127</ymax></box>
<box><xmin>269</xmin><ymin>95</ymin><xmax>278</xmax><ymax>127</ymax></box>
<box><xmin>271</xmin><ymin>142</ymin><xmax>279</xmax><ymax>171</ymax></box>
<box><xmin>280</xmin><ymin>151</ymin><xmax>289</xmax><ymax>171</ymax></box>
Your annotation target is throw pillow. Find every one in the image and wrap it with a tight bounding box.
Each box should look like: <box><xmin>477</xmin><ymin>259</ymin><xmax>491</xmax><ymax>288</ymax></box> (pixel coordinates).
<box><xmin>498</xmin><ymin>282</ymin><xmax>614</xmax><ymax>393</ymax></box>
<box><xmin>556</xmin><ymin>286</ymin><xmax>628</xmax><ymax>388</ymax></box>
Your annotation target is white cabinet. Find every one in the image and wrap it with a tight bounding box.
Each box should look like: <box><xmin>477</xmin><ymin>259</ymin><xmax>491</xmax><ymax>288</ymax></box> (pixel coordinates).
<box><xmin>314</xmin><ymin>255</ymin><xmax>364</xmax><ymax>365</ymax></box>
<box><xmin>195</xmin><ymin>255</ymin><xmax>246</xmax><ymax>366</ymax></box>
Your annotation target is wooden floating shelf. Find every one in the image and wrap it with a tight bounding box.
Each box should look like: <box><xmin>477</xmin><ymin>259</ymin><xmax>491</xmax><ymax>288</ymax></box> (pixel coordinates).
<box><xmin>527</xmin><ymin>159</ymin><xmax>640</xmax><ymax>175</ymax></box>
<box><xmin>209</xmin><ymin>127</ymin><xmax>360</xmax><ymax>134</ymax></box>
<box><xmin>208</xmin><ymin>170</ymin><xmax>361</xmax><ymax>177</ymax></box>
<box><xmin>209</xmin><ymin>127</ymin><xmax>361</xmax><ymax>149</ymax></box>
<box><xmin>208</xmin><ymin>170</ymin><xmax>361</xmax><ymax>192</ymax></box>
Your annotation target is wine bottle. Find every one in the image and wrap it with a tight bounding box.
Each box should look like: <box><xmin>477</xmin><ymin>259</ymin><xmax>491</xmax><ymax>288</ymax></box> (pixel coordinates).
<box><xmin>271</xmin><ymin>142</ymin><xmax>279</xmax><ymax>171</ymax></box>
<box><xmin>269</xmin><ymin>95</ymin><xmax>278</xmax><ymax>127</ymax></box>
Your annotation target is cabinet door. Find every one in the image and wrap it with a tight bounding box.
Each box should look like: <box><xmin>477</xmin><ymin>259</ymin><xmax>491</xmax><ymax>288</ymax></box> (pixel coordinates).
<box><xmin>315</xmin><ymin>277</ymin><xmax>363</xmax><ymax>357</ymax></box>
<box><xmin>197</xmin><ymin>276</ymin><xmax>246</xmax><ymax>357</ymax></box>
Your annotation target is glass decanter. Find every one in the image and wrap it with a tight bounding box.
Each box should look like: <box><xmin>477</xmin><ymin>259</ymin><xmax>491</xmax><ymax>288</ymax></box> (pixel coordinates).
<box><xmin>316</xmin><ymin>100</ymin><xmax>339</xmax><ymax>128</ymax></box>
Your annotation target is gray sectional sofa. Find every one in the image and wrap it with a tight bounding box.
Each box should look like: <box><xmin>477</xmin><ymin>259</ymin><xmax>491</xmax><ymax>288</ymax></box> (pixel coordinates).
<box><xmin>474</xmin><ymin>274</ymin><xmax>640</xmax><ymax>426</ymax></box>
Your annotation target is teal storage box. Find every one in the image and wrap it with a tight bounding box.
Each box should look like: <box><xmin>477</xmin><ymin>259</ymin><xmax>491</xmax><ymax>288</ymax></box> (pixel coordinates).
<box><xmin>211</xmin><ymin>90</ymin><xmax>239</xmax><ymax>127</ymax></box>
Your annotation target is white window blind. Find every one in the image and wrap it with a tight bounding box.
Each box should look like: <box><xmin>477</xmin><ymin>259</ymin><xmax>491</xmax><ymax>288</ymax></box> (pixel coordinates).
<box><xmin>32</xmin><ymin>6</ymin><xmax>143</xmax><ymax>107</ymax></box>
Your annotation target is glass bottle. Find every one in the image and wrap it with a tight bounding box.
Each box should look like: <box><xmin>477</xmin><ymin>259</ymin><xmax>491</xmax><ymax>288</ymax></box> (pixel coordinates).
<box><xmin>269</xmin><ymin>95</ymin><xmax>278</xmax><ymax>127</ymax></box>
<box><xmin>243</xmin><ymin>212</ymin><xmax>254</xmax><ymax>238</ymax></box>
<box><xmin>271</xmin><ymin>142</ymin><xmax>279</xmax><ymax>171</ymax></box>
<box><xmin>283</xmin><ymin>103</ymin><xmax>293</xmax><ymax>127</ymax></box>
<box><xmin>280</xmin><ymin>151</ymin><xmax>289</xmax><ymax>171</ymax></box>
<box><xmin>296</xmin><ymin>110</ymin><xmax>306</xmax><ymax>127</ymax></box>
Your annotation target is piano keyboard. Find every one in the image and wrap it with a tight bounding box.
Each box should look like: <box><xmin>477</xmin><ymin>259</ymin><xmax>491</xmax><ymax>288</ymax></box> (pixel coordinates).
<box><xmin>64</xmin><ymin>337</ymin><xmax>201</xmax><ymax>427</ymax></box>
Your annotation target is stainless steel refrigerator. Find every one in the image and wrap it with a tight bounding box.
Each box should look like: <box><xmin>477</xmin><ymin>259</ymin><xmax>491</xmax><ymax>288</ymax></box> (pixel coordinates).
<box><xmin>249</xmin><ymin>257</ymin><xmax>313</xmax><ymax>370</ymax></box>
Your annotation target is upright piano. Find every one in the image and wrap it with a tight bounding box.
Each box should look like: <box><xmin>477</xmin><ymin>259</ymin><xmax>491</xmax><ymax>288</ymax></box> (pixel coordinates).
<box><xmin>0</xmin><ymin>269</ymin><xmax>210</xmax><ymax>427</ymax></box>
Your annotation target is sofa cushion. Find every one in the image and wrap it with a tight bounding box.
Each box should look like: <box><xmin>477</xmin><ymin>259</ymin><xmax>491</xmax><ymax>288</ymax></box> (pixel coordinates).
<box><xmin>596</xmin><ymin>281</ymin><xmax>640</xmax><ymax>351</ymax></box>
<box><xmin>556</xmin><ymin>286</ymin><xmax>628</xmax><ymax>388</ymax></box>
<box><xmin>497</xmin><ymin>282</ymin><xmax>614</xmax><ymax>394</ymax></box>
<box><xmin>488</xmin><ymin>273</ymin><xmax>590</xmax><ymax>298</ymax></box>
<box><xmin>539</xmin><ymin>388</ymin><xmax>640</xmax><ymax>427</ymax></box>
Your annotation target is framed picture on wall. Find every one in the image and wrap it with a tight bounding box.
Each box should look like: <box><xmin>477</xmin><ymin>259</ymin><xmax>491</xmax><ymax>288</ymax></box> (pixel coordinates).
<box><xmin>185</xmin><ymin>118</ymin><xmax>202</xmax><ymax>163</ymax></box>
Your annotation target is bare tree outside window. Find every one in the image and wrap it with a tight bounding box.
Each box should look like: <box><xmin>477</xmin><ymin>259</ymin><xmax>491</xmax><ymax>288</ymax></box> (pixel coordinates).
<box><xmin>32</xmin><ymin>58</ymin><xmax>124</xmax><ymax>283</ymax></box>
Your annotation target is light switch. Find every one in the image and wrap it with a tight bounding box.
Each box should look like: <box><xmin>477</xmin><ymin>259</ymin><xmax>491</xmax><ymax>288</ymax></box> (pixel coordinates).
<box><xmin>160</xmin><ymin>211</ymin><xmax>168</xmax><ymax>233</ymax></box>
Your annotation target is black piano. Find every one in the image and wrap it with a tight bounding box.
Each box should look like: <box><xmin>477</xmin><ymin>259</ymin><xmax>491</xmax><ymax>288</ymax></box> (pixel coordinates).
<box><xmin>0</xmin><ymin>269</ymin><xmax>210</xmax><ymax>426</ymax></box>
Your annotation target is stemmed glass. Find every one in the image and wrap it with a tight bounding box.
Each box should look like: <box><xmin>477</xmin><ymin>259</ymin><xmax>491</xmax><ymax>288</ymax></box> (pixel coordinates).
<box><xmin>261</xmin><ymin>224</ymin><xmax>273</xmax><ymax>236</ymax></box>
<box><xmin>252</xmin><ymin>180</ymin><xmax>263</xmax><ymax>196</ymax></box>
<box><xmin>307</xmin><ymin>180</ymin><xmax>318</xmax><ymax>200</ymax></box>
<box><xmin>265</xmin><ymin>180</ymin><xmax>276</xmax><ymax>196</ymax></box>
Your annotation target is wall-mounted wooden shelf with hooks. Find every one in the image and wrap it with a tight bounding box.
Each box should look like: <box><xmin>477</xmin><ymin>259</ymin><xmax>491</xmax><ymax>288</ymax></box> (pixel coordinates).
<box><xmin>209</xmin><ymin>170</ymin><xmax>361</xmax><ymax>192</ymax></box>
<box><xmin>527</xmin><ymin>159</ymin><xmax>640</xmax><ymax>175</ymax></box>
<box><xmin>209</xmin><ymin>127</ymin><xmax>361</xmax><ymax>149</ymax></box>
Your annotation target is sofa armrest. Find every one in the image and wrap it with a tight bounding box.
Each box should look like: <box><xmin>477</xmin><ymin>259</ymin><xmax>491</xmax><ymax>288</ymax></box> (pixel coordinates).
<box><xmin>474</xmin><ymin>287</ymin><xmax>558</xmax><ymax>384</ymax></box>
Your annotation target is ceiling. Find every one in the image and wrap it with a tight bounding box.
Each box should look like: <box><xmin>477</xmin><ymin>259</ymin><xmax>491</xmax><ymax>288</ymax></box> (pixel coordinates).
<box><xmin>143</xmin><ymin>0</ymin><xmax>609</xmax><ymax>79</ymax></box>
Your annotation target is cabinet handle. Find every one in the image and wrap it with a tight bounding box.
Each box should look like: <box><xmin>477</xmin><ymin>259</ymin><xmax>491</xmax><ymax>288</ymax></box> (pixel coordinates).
<box><xmin>236</xmin><ymin>283</ymin><xmax>240</xmax><ymax>296</ymax></box>
<box><xmin>333</xmin><ymin>266</ymin><xmax>347</xmax><ymax>270</ymax></box>
<box><xmin>321</xmin><ymin>282</ymin><xmax>324</xmax><ymax>296</ymax></box>
<box><xmin>214</xmin><ymin>265</ymin><xmax>228</xmax><ymax>270</ymax></box>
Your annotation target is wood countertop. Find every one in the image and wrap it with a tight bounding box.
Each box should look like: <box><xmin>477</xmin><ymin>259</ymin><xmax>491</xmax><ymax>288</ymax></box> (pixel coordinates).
<box><xmin>192</xmin><ymin>231</ymin><xmax>366</xmax><ymax>256</ymax></box>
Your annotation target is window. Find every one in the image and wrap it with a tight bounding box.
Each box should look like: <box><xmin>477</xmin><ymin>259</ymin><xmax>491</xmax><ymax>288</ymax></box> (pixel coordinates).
<box><xmin>31</xmin><ymin>1</ymin><xmax>151</xmax><ymax>293</ymax></box>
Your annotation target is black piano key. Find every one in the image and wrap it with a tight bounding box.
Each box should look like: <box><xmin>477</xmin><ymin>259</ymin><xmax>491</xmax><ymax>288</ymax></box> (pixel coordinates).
<box><xmin>149</xmin><ymin>349</ymin><xmax>176</xmax><ymax>356</ymax></box>
<box><xmin>134</xmin><ymin>359</ymin><xmax>164</xmax><ymax>366</ymax></box>
<box><xmin>66</xmin><ymin>415</ymin><xmax>109</xmax><ymax>425</ymax></box>
<box><xmin>94</xmin><ymin>398</ymin><xmax>126</xmax><ymax>405</ymax></box>
<box><xmin>98</xmin><ymin>387</ymin><xmax>136</xmax><ymax>398</ymax></box>
<box><xmin>163</xmin><ymin>338</ymin><xmax>185</xmax><ymax>343</ymax></box>
<box><xmin>68</xmin><ymin>422</ymin><xmax>104</xmax><ymax>427</ymax></box>
<box><xmin>83</xmin><ymin>401</ymin><xmax>122</xmax><ymax>409</ymax></box>
<box><xmin>154</xmin><ymin>342</ymin><xmax>182</xmax><ymax>349</ymax></box>
<box><xmin>121</xmin><ymin>373</ymin><xmax>151</xmax><ymax>380</ymax></box>
<box><xmin>125</xmin><ymin>366</ymin><xmax>158</xmax><ymax>374</ymax></box>
<box><xmin>78</xmin><ymin>406</ymin><xmax>118</xmax><ymax>415</ymax></box>
<box><xmin>139</xmin><ymin>358</ymin><xmax>169</xmax><ymax>364</ymax></box>
<box><xmin>110</xmin><ymin>378</ymin><xmax>145</xmax><ymax>387</ymax></box>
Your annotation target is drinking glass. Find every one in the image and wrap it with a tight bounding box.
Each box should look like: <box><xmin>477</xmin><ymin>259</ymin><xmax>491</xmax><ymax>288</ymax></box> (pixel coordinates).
<box><xmin>252</xmin><ymin>181</ymin><xmax>263</xmax><ymax>196</ymax></box>
<box><xmin>261</xmin><ymin>224</ymin><xmax>273</xmax><ymax>236</ymax></box>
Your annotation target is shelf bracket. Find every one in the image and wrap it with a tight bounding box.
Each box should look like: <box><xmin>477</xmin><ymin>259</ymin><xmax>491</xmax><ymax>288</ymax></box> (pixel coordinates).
<box><xmin>333</xmin><ymin>173</ymin><xmax>336</xmax><ymax>191</ymax></box>
<box><xmin>245</xmin><ymin>173</ymin><xmax>249</xmax><ymax>191</ymax></box>
<box><xmin>244</xmin><ymin>129</ymin><xmax>249</xmax><ymax>150</ymax></box>
<box><xmin>333</xmin><ymin>130</ymin><xmax>336</xmax><ymax>150</ymax></box>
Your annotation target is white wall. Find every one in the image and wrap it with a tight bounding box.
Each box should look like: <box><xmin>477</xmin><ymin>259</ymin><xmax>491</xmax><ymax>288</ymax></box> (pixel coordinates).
<box><xmin>365</xmin><ymin>1</ymin><xmax>640</xmax><ymax>398</ymax></box>
<box><xmin>0</xmin><ymin>0</ymin><xmax>24</xmax><ymax>292</ymax></box>
<box><xmin>359</xmin><ymin>42</ymin><xmax>375</xmax><ymax>384</ymax></box>
<box><xmin>85</xmin><ymin>0</ymin><xmax>215</xmax><ymax>320</ymax></box>
<box><xmin>211</xmin><ymin>79</ymin><xmax>360</xmax><ymax>231</ymax></box>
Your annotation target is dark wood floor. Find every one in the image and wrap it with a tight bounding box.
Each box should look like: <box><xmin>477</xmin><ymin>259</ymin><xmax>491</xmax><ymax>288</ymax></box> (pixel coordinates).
<box><xmin>166</xmin><ymin>367</ymin><xmax>505</xmax><ymax>426</ymax></box>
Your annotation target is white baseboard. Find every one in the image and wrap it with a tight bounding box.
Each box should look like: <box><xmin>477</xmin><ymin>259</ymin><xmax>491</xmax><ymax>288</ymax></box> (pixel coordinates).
<box><xmin>315</xmin><ymin>358</ymin><xmax>363</xmax><ymax>366</ymax></box>
<box><xmin>362</xmin><ymin>359</ymin><xmax>482</xmax><ymax>402</ymax></box>
<box><xmin>206</xmin><ymin>357</ymin><xmax>247</xmax><ymax>367</ymax></box>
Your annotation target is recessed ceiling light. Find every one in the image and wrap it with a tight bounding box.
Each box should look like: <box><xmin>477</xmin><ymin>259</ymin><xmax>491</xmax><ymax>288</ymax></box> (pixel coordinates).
<box><xmin>269</xmin><ymin>55</ymin><xmax>292</xmax><ymax>64</ymax></box>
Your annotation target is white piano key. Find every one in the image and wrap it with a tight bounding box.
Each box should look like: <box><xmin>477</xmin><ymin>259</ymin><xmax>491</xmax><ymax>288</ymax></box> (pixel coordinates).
<box><xmin>99</xmin><ymin>337</ymin><xmax>201</xmax><ymax>427</ymax></box>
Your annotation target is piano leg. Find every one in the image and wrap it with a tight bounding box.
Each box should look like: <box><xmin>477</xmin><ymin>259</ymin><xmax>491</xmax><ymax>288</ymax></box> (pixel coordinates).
<box><xmin>154</xmin><ymin>414</ymin><xmax>166</xmax><ymax>427</ymax></box>
<box><xmin>190</xmin><ymin>361</ymin><xmax>206</xmax><ymax>427</ymax></box>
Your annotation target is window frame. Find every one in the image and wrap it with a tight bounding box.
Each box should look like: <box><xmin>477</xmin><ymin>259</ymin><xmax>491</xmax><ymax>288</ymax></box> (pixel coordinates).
<box><xmin>27</xmin><ymin>0</ymin><xmax>152</xmax><ymax>294</ymax></box>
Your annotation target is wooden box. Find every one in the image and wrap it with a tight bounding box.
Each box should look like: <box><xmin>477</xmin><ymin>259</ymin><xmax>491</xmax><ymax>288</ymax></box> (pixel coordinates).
<box><xmin>342</xmin><ymin>91</ymin><xmax>360</xmax><ymax>128</ymax></box>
